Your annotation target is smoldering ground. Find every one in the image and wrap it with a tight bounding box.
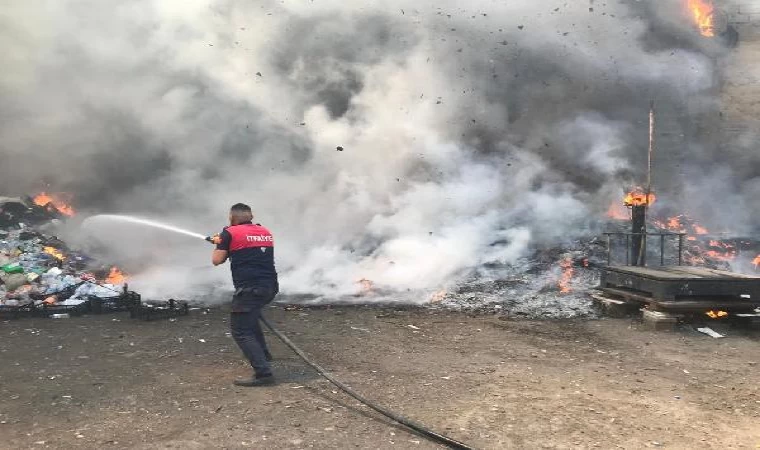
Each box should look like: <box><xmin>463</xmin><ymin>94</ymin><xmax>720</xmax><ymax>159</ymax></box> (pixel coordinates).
<box><xmin>0</xmin><ymin>1</ymin><xmax>743</xmax><ymax>301</ymax></box>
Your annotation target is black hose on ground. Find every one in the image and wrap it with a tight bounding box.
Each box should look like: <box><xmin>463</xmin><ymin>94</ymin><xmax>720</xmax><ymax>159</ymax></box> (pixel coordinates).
<box><xmin>260</xmin><ymin>316</ymin><xmax>475</xmax><ymax>450</ymax></box>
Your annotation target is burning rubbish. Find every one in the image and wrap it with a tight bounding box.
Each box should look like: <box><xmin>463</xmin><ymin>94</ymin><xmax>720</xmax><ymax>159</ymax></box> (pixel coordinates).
<box><xmin>706</xmin><ymin>310</ymin><xmax>729</xmax><ymax>319</ymax></box>
<box><xmin>558</xmin><ymin>258</ymin><xmax>574</xmax><ymax>294</ymax></box>
<box><xmin>32</xmin><ymin>192</ymin><xmax>75</xmax><ymax>217</ymax></box>
<box><xmin>0</xmin><ymin>194</ymin><xmax>136</xmax><ymax>318</ymax></box>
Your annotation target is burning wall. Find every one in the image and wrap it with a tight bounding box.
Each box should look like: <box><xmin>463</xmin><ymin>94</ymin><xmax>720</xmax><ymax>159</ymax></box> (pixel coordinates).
<box><xmin>0</xmin><ymin>1</ymin><xmax>747</xmax><ymax>300</ymax></box>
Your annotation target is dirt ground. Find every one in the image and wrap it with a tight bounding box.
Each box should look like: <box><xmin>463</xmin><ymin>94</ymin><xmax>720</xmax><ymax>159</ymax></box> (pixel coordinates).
<box><xmin>0</xmin><ymin>305</ymin><xmax>759</xmax><ymax>449</ymax></box>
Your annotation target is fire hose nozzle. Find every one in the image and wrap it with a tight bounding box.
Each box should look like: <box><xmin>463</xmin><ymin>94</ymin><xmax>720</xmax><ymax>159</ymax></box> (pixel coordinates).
<box><xmin>205</xmin><ymin>235</ymin><xmax>221</xmax><ymax>244</ymax></box>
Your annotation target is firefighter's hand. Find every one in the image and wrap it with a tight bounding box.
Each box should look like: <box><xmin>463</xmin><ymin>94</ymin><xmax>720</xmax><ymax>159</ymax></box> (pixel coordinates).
<box><xmin>206</xmin><ymin>234</ymin><xmax>222</xmax><ymax>245</ymax></box>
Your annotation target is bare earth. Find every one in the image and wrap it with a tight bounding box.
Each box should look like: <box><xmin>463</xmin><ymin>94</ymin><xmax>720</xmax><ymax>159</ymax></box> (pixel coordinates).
<box><xmin>0</xmin><ymin>306</ymin><xmax>758</xmax><ymax>449</ymax></box>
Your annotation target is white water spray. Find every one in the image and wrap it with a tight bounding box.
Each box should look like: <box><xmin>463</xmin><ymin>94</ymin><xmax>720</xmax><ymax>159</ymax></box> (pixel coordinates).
<box><xmin>82</xmin><ymin>214</ymin><xmax>208</xmax><ymax>240</ymax></box>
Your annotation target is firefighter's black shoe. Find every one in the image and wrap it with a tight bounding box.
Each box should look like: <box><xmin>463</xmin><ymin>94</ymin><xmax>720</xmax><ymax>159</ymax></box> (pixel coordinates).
<box><xmin>234</xmin><ymin>375</ymin><xmax>275</xmax><ymax>387</ymax></box>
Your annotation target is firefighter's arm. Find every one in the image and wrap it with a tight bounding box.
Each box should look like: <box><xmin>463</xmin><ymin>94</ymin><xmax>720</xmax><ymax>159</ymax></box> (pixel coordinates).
<box><xmin>211</xmin><ymin>230</ymin><xmax>231</xmax><ymax>265</ymax></box>
<box><xmin>212</xmin><ymin>249</ymin><xmax>228</xmax><ymax>266</ymax></box>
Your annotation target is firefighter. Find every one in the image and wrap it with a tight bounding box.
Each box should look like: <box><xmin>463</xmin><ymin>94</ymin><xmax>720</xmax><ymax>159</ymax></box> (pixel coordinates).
<box><xmin>211</xmin><ymin>203</ymin><xmax>278</xmax><ymax>386</ymax></box>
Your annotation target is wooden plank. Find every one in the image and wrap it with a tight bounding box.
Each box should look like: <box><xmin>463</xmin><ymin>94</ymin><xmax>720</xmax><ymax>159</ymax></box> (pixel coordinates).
<box><xmin>605</xmin><ymin>265</ymin><xmax>703</xmax><ymax>280</ymax></box>
<box><xmin>652</xmin><ymin>299</ymin><xmax>760</xmax><ymax>311</ymax></box>
<box><xmin>664</xmin><ymin>266</ymin><xmax>760</xmax><ymax>279</ymax></box>
<box><xmin>600</xmin><ymin>287</ymin><xmax>653</xmax><ymax>304</ymax></box>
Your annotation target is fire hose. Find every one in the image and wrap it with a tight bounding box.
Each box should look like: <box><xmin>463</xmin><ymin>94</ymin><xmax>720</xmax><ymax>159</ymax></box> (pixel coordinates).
<box><xmin>260</xmin><ymin>315</ymin><xmax>475</xmax><ymax>450</ymax></box>
<box><xmin>204</xmin><ymin>232</ymin><xmax>473</xmax><ymax>447</ymax></box>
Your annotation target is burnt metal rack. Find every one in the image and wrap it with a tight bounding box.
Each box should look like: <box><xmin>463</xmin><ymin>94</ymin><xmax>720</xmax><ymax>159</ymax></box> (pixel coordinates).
<box><xmin>603</xmin><ymin>232</ymin><xmax>687</xmax><ymax>266</ymax></box>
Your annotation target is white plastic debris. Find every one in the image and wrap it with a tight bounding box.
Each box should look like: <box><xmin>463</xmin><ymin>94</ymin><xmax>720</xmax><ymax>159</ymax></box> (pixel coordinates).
<box><xmin>696</xmin><ymin>327</ymin><xmax>724</xmax><ymax>339</ymax></box>
<box><xmin>60</xmin><ymin>299</ymin><xmax>87</xmax><ymax>306</ymax></box>
<box><xmin>69</xmin><ymin>283</ymin><xmax>119</xmax><ymax>300</ymax></box>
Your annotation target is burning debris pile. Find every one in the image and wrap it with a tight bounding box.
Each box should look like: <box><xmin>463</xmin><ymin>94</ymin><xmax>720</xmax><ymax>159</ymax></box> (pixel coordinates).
<box><xmin>0</xmin><ymin>195</ymin><xmax>132</xmax><ymax>318</ymax></box>
<box><xmin>606</xmin><ymin>189</ymin><xmax>760</xmax><ymax>271</ymax></box>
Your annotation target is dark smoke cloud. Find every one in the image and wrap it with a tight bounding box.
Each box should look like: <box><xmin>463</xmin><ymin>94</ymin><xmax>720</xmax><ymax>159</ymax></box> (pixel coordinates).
<box><xmin>0</xmin><ymin>0</ymin><xmax>740</xmax><ymax>299</ymax></box>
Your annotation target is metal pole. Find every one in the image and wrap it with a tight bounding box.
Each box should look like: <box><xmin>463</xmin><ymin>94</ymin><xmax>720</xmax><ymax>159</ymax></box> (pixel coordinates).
<box><xmin>660</xmin><ymin>234</ymin><xmax>665</xmax><ymax>266</ymax></box>
<box><xmin>647</xmin><ymin>101</ymin><xmax>654</xmax><ymax>201</ymax></box>
<box><xmin>638</xmin><ymin>101</ymin><xmax>655</xmax><ymax>267</ymax></box>
<box><xmin>626</xmin><ymin>234</ymin><xmax>630</xmax><ymax>265</ymax></box>
<box><xmin>678</xmin><ymin>234</ymin><xmax>684</xmax><ymax>266</ymax></box>
<box><xmin>607</xmin><ymin>234</ymin><xmax>611</xmax><ymax>265</ymax></box>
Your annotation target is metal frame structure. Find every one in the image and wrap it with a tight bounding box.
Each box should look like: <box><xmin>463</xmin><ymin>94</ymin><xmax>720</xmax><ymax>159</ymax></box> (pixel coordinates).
<box><xmin>603</xmin><ymin>232</ymin><xmax>687</xmax><ymax>266</ymax></box>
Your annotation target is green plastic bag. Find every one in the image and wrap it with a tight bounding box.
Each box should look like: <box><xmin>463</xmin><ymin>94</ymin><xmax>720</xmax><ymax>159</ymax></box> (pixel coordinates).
<box><xmin>1</xmin><ymin>263</ymin><xmax>24</xmax><ymax>274</ymax></box>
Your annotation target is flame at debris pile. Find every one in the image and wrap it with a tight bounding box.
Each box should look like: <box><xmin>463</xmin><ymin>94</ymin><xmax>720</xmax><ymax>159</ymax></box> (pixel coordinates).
<box><xmin>43</xmin><ymin>246</ymin><xmax>66</xmax><ymax>261</ymax></box>
<box><xmin>687</xmin><ymin>0</ymin><xmax>715</xmax><ymax>37</ymax></box>
<box><xmin>105</xmin><ymin>267</ymin><xmax>128</xmax><ymax>285</ymax></box>
<box><xmin>33</xmin><ymin>192</ymin><xmax>75</xmax><ymax>217</ymax></box>
<box><xmin>430</xmin><ymin>289</ymin><xmax>447</xmax><ymax>303</ymax></box>
<box><xmin>558</xmin><ymin>258</ymin><xmax>574</xmax><ymax>294</ymax></box>
<box><xmin>706</xmin><ymin>310</ymin><xmax>728</xmax><ymax>319</ymax></box>
<box><xmin>606</xmin><ymin>203</ymin><xmax>630</xmax><ymax>221</ymax></box>
<box><xmin>705</xmin><ymin>240</ymin><xmax>737</xmax><ymax>262</ymax></box>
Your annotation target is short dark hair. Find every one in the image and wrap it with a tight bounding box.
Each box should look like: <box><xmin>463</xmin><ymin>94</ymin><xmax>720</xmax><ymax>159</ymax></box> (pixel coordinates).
<box><xmin>230</xmin><ymin>203</ymin><xmax>252</xmax><ymax>213</ymax></box>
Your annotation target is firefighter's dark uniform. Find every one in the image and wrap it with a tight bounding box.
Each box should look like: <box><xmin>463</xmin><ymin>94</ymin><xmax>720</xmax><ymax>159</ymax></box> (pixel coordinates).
<box><xmin>216</xmin><ymin>221</ymin><xmax>278</xmax><ymax>379</ymax></box>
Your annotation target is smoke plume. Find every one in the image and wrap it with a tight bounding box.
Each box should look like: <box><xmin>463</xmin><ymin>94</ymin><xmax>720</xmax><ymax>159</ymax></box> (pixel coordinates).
<box><xmin>0</xmin><ymin>0</ymin><xmax>739</xmax><ymax>300</ymax></box>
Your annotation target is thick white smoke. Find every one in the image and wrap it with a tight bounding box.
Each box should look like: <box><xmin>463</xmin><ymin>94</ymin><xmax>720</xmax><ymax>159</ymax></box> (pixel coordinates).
<box><xmin>0</xmin><ymin>0</ymin><xmax>730</xmax><ymax>301</ymax></box>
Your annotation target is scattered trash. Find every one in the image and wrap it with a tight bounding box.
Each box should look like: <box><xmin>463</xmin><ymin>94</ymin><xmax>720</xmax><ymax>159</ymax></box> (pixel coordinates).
<box><xmin>1</xmin><ymin>197</ymin><xmax>138</xmax><ymax>320</ymax></box>
<box><xmin>407</xmin><ymin>324</ymin><xmax>420</xmax><ymax>330</ymax></box>
<box><xmin>696</xmin><ymin>327</ymin><xmax>724</xmax><ymax>339</ymax></box>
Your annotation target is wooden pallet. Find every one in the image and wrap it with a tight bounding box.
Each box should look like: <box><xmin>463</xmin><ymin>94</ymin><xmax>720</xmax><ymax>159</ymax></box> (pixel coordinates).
<box><xmin>598</xmin><ymin>265</ymin><xmax>760</xmax><ymax>313</ymax></box>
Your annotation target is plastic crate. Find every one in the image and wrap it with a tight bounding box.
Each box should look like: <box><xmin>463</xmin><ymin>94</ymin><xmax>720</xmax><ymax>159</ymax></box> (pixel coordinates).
<box><xmin>130</xmin><ymin>299</ymin><xmax>189</xmax><ymax>321</ymax></box>
<box><xmin>0</xmin><ymin>305</ymin><xmax>36</xmax><ymax>320</ymax></box>
<box><xmin>89</xmin><ymin>291</ymin><xmax>141</xmax><ymax>314</ymax></box>
<box><xmin>35</xmin><ymin>300</ymin><xmax>91</xmax><ymax>318</ymax></box>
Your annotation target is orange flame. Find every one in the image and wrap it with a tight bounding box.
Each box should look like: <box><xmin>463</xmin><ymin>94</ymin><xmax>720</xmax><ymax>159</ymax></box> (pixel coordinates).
<box><xmin>33</xmin><ymin>192</ymin><xmax>75</xmax><ymax>217</ymax></box>
<box><xmin>687</xmin><ymin>0</ymin><xmax>715</xmax><ymax>37</ymax></box>
<box><xmin>430</xmin><ymin>289</ymin><xmax>447</xmax><ymax>303</ymax></box>
<box><xmin>606</xmin><ymin>202</ymin><xmax>629</xmax><ymax>220</ymax></box>
<box><xmin>753</xmin><ymin>255</ymin><xmax>760</xmax><ymax>269</ymax></box>
<box><xmin>558</xmin><ymin>258</ymin><xmax>574</xmax><ymax>294</ymax></box>
<box><xmin>623</xmin><ymin>190</ymin><xmax>656</xmax><ymax>207</ymax></box>
<box><xmin>105</xmin><ymin>267</ymin><xmax>128</xmax><ymax>285</ymax></box>
<box><xmin>43</xmin><ymin>246</ymin><xmax>66</xmax><ymax>261</ymax></box>
<box><xmin>704</xmin><ymin>240</ymin><xmax>737</xmax><ymax>262</ymax></box>
<box><xmin>706</xmin><ymin>310</ymin><xmax>728</xmax><ymax>319</ymax></box>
